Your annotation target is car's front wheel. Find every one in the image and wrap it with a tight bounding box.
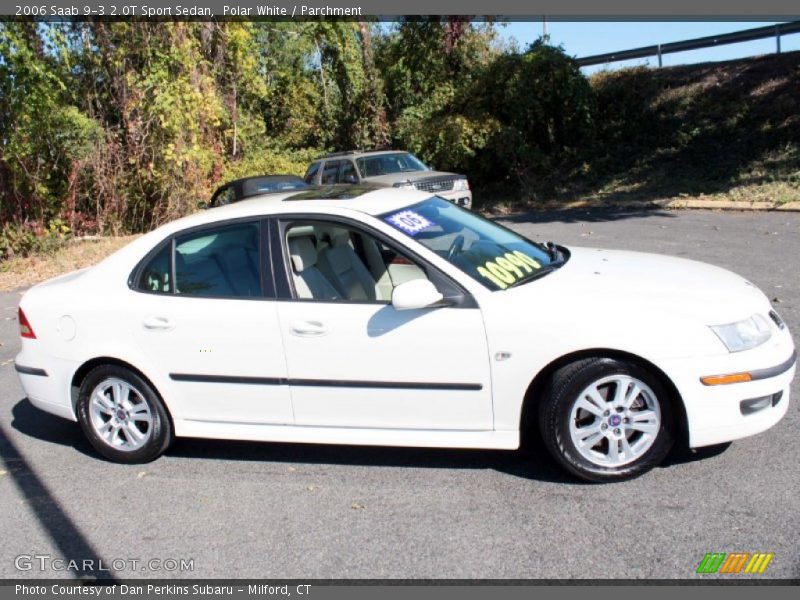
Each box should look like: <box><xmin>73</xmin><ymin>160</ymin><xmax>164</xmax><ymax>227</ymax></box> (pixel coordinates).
<box><xmin>76</xmin><ymin>365</ymin><xmax>173</xmax><ymax>463</ymax></box>
<box><xmin>539</xmin><ymin>357</ymin><xmax>674</xmax><ymax>482</ymax></box>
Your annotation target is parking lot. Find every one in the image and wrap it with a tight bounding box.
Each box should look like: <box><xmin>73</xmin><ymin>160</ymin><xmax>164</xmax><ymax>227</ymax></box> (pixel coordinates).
<box><xmin>0</xmin><ymin>207</ymin><xmax>797</xmax><ymax>580</ymax></box>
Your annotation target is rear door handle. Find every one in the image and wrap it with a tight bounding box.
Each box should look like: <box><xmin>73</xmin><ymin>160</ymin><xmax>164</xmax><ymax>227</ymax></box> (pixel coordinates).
<box><xmin>290</xmin><ymin>320</ymin><xmax>327</xmax><ymax>337</ymax></box>
<box><xmin>142</xmin><ymin>316</ymin><xmax>174</xmax><ymax>331</ymax></box>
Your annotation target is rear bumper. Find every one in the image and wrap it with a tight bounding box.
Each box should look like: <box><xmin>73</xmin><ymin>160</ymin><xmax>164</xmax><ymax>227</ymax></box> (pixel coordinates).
<box><xmin>14</xmin><ymin>350</ymin><xmax>77</xmax><ymax>422</ymax></box>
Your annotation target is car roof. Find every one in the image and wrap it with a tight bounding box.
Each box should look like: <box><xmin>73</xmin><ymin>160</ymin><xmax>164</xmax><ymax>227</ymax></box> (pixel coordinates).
<box><xmin>222</xmin><ymin>174</ymin><xmax>304</xmax><ymax>188</ymax></box>
<box><xmin>314</xmin><ymin>150</ymin><xmax>414</xmax><ymax>161</ymax></box>
<box><xmin>171</xmin><ymin>186</ymin><xmax>432</xmax><ymax>233</ymax></box>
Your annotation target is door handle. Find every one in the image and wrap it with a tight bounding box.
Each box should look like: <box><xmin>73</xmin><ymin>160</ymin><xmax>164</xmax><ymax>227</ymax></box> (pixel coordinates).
<box><xmin>291</xmin><ymin>320</ymin><xmax>327</xmax><ymax>337</ymax></box>
<box><xmin>142</xmin><ymin>316</ymin><xmax>174</xmax><ymax>331</ymax></box>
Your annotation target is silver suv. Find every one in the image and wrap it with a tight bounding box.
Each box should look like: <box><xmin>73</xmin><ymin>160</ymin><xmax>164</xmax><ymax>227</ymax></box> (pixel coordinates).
<box><xmin>303</xmin><ymin>150</ymin><xmax>472</xmax><ymax>209</ymax></box>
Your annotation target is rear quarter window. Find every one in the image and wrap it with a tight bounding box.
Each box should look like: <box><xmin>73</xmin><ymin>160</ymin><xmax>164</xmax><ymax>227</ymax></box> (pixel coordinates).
<box><xmin>138</xmin><ymin>244</ymin><xmax>172</xmax><ymax>293</ymax></box>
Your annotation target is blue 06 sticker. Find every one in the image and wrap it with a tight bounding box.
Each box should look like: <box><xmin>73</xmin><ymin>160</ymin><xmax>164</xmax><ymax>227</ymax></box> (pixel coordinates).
<box><xmin>385</xmin><ymin>210</ymin><xmax>434</xmax><ymax>236</ymax></box>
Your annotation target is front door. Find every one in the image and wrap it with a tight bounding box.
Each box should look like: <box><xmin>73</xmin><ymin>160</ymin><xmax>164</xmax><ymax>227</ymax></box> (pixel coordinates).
<box><xmin>274</xmin><ymin>218</ymin><xmax>493</xmax><ymax>431</ymax></box>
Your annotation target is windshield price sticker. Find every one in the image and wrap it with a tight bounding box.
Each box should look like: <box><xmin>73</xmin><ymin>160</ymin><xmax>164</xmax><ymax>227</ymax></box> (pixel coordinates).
<box><xmin>477</xmin><ymin>251</ymin><xmax>541</xmax><ymax>289</ymax></box>
<box><xmin>386</xmin><ymin>210</ymin><xmax>434</xmax><ymax>236</ymax></box>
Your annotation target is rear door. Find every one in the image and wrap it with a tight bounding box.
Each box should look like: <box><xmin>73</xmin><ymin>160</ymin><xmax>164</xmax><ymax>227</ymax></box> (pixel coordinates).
<box><xmin>130</xmin><ymin>219</ymin><xmax>293</xmax><ymax>426</ymax></box>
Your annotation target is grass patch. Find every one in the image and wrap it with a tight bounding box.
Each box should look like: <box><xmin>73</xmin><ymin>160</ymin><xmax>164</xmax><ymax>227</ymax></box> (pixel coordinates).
<box><xmin>0</xmin><ymin>236</ymin><xmax>138</xmax><ymax>292</ymax></box>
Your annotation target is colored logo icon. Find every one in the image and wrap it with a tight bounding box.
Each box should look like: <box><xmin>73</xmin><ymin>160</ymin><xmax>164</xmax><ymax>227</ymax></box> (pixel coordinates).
<box><xmin>696</xmin><ymin>552</ymin><xmax>773</xmax><ymax>574</ymax></box>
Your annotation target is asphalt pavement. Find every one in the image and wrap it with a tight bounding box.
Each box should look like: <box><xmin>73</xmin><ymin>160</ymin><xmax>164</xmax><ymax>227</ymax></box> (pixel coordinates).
<box><xmin>0</xmin><ymin>207</ymin><xmax>797</xmax><ymax>580</ymax></box>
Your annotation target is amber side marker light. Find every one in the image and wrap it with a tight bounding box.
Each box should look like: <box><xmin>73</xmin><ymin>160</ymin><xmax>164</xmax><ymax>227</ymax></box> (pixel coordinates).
<box><xmin>700</xmin><ymin>372</ymin><xmax>752</xmax><ymax>386</ymax></box>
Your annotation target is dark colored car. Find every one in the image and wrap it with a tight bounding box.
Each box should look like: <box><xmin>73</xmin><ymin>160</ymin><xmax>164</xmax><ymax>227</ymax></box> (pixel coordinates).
<box><xmin>209</xmin><ymin>175</ymin><xmax>310</xmax><ymax>207</ymax></box>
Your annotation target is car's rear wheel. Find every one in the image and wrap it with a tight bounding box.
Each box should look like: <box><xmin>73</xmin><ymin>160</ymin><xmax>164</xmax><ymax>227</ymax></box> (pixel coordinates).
<box><xmin>77</xmin><ymin>365</ymin><xmax>172</xmax><ymax>463</ymax></box>
<box><xmin>539</xmin><ymin>357</ymin><xmax>674</xmax><ymax>482</ymax></box>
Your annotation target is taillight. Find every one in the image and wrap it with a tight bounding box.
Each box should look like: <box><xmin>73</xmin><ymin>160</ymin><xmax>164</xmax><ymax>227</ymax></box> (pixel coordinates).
<box><xmin>18</xmin><ymin>307</ymin><xmax>36</xmax><ymax>339</ymax></box>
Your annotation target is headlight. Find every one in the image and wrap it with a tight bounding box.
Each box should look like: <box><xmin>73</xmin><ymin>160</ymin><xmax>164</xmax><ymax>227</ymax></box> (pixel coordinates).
<box><xmin>710</xmin><ymin>314</ymin><xmax>772</xmax><ymax>352</ymax></box>
<box><xmin>393</xmin><ymin>181</ymin><xmax>415</xmax><ymax>189</ymax></box>
<box><xmin>453</xmin><ymin>178</ymin><xmax>470</xmax><ymax>191</ymax></box>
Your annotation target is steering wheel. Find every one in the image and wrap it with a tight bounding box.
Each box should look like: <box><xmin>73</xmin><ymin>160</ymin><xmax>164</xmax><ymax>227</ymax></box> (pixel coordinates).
<box><xmin>446</xmin><ymin>234</ymin><xmax>465</xmax><ymax>260</ymax></box>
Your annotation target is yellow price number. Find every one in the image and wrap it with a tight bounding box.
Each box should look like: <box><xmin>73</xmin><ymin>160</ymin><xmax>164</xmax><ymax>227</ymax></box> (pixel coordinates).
<box><xmin>476</xmin><ymin>251</ymin><xmax>541</xmax><ymax>289</ymax></box>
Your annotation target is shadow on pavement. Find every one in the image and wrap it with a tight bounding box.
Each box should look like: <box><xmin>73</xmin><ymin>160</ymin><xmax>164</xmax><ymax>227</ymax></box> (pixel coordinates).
<box><xmin>0</xmin><ymin>415</ymin><xmax>117</xmax><ymax>582</ymax></box>
<box><xmin>12</xmin><ymin>397</ymin><xmax>730</xmax><ymax>485</ymax></box>
<box><xmin>11</xmin><ymin>398</ymin><xmax>96</xmax><ymax>458</ymax></box>
<box><xmin>169</xmin><ymin>436</ymin><xmax>577</xmax><ymax>484</ymax></box>
<box><xmin>493</xmin><ymin>206</ymin><xmax>676</xmax><ymax>225</ymax></box>
<box><xmin>663</xmin><ymin>442</ymin><xmax>732</xmax><ymax>467</ymax></box>
<box><xmin>12</xmin><ymin>398</ymin><xmax>572</xmax><ymax>483</ymax></box>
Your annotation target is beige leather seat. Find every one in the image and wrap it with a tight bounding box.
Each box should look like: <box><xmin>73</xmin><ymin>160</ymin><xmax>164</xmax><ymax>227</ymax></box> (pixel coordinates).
<box><xmin>317</xmin><ymin>232</ymin><xmax>386</xmax><ymax>301</ymax></box>
<box><xmin>288</xmin><ymin>236</ymin><xmax>340</xmax><ymax>300</ymax></box>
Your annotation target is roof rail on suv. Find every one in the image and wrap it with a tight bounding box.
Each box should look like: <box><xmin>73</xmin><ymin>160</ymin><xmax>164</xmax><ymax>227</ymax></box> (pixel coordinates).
<box><xmin>316</xmin><ymin>149</ymin><xmax>394</xmax><ymax>160</ymax></box>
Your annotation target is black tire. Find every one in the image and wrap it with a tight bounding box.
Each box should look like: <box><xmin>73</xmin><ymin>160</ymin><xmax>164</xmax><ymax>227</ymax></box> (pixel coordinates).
<box><xmin>76</xmin><ymin>365</ymin><xmax>173</xmax><ymax>463</ymax></box>
<box><xmin>538</xmin><ymin>357</ymin><xmax>675</xmax><ymax>483</ymax></box>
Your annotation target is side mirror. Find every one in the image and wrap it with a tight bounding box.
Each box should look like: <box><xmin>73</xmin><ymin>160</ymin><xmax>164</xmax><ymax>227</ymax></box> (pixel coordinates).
<box><xmin>391</xmin><ymin>279</ymin><xmax>444</xmax><ymax>311</ymax></box>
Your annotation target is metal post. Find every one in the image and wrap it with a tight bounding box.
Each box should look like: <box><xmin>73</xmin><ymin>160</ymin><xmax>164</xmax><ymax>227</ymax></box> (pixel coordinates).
<box><xmin>657</xmin><ymin>44</ymin><xmax>663</xmax><ymax>68</ymax></box>
<box><xmin>543</xmin><ymin>16</ymin><xmax>549</xmax><ymax>43</ymax></box>
<box><xmin>776</xmin><ymin>25</ymin><xmax>781</xmax><ymax>54</ymax></box>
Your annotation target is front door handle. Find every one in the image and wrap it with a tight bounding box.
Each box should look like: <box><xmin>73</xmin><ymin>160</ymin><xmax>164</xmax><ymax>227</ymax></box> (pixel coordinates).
<box><xmin>142</xmin><ymin>316</ymin><xmax>174</xmax><ymax>331</ymax></box>
<box><xmin>291</xmin><ymin>320</ymin><xmax>327</xmax><ymax>337</ymax></box>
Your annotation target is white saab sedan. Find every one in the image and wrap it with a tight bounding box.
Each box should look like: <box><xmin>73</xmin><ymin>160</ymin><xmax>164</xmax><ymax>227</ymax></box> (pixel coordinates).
<box><xmin>14</xmin><ymin>187</ymin><xmax>796</xmax><ymax>482</ymax></box>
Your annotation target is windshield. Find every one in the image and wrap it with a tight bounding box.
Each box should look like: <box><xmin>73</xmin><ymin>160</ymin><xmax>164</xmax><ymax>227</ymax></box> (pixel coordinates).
<box><xmin>381</xmin><ymin>197</ymin><xmax>560</xmax><ymax>290</ymax></box>
<box><xmin>242</xmin><ymin>177</ymin><xmax>306</xmax><ymax>196</ymax></box>
<box><xmin>356</xmin><ymin>153</ymin><xmax>429</xmax><ymax>177</ymax></box>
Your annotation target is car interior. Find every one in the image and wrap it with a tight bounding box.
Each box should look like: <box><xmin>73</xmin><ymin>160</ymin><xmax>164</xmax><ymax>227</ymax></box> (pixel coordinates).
<box><xmin>174</xmin><ymin>224</ymin><xmax>262</xmax><ymax>297</ymax></box>
<box><xmin>286</xmin><ymin>223</ymin><xmax>428</xmax><ymax>302</ymax></box>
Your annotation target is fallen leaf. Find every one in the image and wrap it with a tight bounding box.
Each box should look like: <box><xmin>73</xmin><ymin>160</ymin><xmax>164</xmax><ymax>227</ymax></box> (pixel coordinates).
<box><xmin>307</xmin><ymin>485</ymin><xmax>316</xmax><ymax>491</ymax></box>
<box><xmin>137</xmin><ymin>471</ymin><xmax>146</xmax><ymax>479</ymax></box>
<box><xmin>1</xmin><ymin>360</ymin><xmax>13</xmax><ymax>367</ymax></box>
<box><xmin>287</xmin><ymin>466</ymin><xmax>296</xmax><ymax>472</ymax></box>
<box><xmin>351</xmin><ymin>502</ymin><xmax>366</xmax><ymax>510</ymax></box>
<box><xmin>772</xmin><ymin>297</ymin><xmax>782</xmax><ymax>303</ymax></box>
<box><xmin>0</xmin><ymin>470</ymin><xmax>7</xmax><ymax>476</ymax></box>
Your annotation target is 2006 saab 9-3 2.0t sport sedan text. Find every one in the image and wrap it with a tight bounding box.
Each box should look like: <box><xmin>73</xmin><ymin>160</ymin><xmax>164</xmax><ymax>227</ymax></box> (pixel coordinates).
<box><xmin>14</xmin><ymin>187</ymin><xmax>796</xmax><ymax>482</ymax></box>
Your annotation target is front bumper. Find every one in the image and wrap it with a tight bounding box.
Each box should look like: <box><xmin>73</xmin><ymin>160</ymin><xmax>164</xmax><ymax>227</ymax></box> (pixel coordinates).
<box><xmin>662</xmin><ymin>339</ymin><xmax>796</xmax><ymax>448</ymax></box>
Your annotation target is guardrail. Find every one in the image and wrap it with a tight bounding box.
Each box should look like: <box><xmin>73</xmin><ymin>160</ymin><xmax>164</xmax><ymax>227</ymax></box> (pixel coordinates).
<box><xmin>577</xmin><ymin>21</ymin><xmax>800</xmax><ymax>67</ymax></box>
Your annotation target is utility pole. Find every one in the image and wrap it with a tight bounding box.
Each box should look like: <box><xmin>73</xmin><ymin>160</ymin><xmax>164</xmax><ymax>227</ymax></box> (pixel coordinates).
<box><xmin>542</xmin><ymin>16</ymin><xmax>549</xmax><ymax>43</ymax></box>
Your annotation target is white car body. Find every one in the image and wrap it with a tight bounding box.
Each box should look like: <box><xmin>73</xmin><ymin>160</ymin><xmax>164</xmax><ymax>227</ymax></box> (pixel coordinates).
<box><xmin>14</xmin><ymin>188</ymin><xmax>796</xmax><ymax>458</ymax></box>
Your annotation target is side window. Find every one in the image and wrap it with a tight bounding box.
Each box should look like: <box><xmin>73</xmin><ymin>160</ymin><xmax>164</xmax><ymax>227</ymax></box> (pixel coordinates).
<box><xmin>320</xmin><ymin>160</ymin><xmax>340</xmax><ymax>185</ymax></box>
<box><xmin>284</xmin><ymin>221</ymin><xmax>429</xmax><ymax>302</ymax></box>
<box><xmin>138</xmin><ymin>244</ymin><xmax>172</xmax><ymax>293</ymax></box>
<box><xmin>175</xmin><ymin>223</ymin><xmax>262</xmax><ymax>298</ymax></box>
<box><xmin>339</xmin><ymin>161</ymin><xmax>358</xmax><ymax>184</ymax></box>
<box><xmin>303</xmin><ymin>162</ymin><xmax>319</xmax><ymax>184</ymax></box>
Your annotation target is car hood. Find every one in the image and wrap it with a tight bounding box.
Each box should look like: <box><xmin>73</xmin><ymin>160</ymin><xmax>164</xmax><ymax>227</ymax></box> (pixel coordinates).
<box><xmin>364</xmin><ymin>171</ymin><xmax>463</xmax><ymax>186</ymax></box>
<box><xmin>518</xmin><ymin>246</ymin><xmax>770</xmax><ymax>324</ymax></box>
